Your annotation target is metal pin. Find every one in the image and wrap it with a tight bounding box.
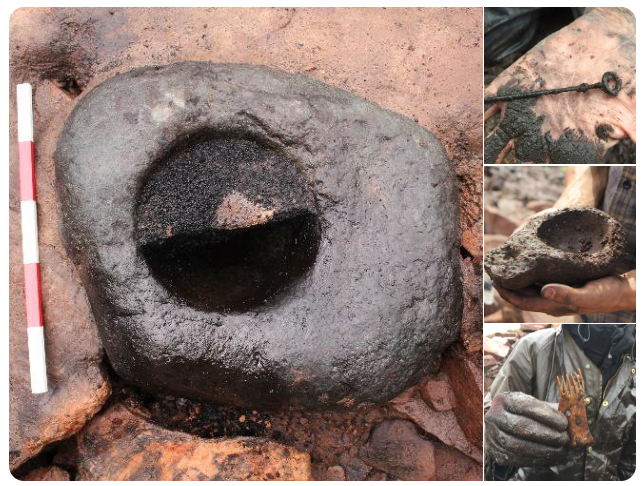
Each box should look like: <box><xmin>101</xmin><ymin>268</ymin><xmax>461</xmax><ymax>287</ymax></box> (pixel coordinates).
<box><xmin>484</xmin><ymin>71</ymin><xmax>622</xmax><ymax>103</ymax></box>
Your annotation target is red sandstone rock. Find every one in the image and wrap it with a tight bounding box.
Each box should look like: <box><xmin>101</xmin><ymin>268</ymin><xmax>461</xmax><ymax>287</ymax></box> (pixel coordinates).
<box><xmin>342</xmin><ymin>458</ymin><xmax>372</xmax><ymax>481</ymax></box>
<box><xmin>484</xmin><ymin>233</ymin><xmax>508</xmax><ymax>254</ymax></box>
<box><xmin>461</xmin><ymin>258</ymin><xmax>483</xmax><ymax>355</ymax></box>
<box><xmin>435</xmin><ymin>446</ymin><xmax>481</xmax><ymax>481</ymax></box>
<box><xmin>21</xmin><ymin>466</ymin><xmax>71</xmax><ymax>481</ymax></box>
<box><xmin>484</xmin><ymin>355</ymin><xmax>498</xmax><ymax>367</ymax></box>
<box><xmin>76</xmin><ymin>404</ymin><xmax>313</xmax><ymax>481</ymax></box>
<box><xmin>484</xmin><ymin>336</ymin><xmax>510</xmax><ymax>359</ymax></box>
<box><xmin>462</xmin><ymin>220</ymin><xmax>483</xmax><ymax>261</ymax></box>
<box><xmin>442</xmin><ymin>346</ymin><xmax>483</xmax><ymax>446</ymax></box>
<box><xmin>390</xmin><ymin>396</ymin><xmax>482</xmax><ymax>464</ymax></box>
<box><xmin>326</xmin><ymin>465</ymin><xmax>346</xmax><ymax>481</ymax></box>
<box><xmin>420</xmin><ymin>372</ymin><xmax>455</xmax><ymax>412</ymax></box>
<box><xmin>484</xmin><ymin>204</ymin><xmax>521</xmax><ymax>236</ymax></box>
<box><xmin>359</xmin><ymin>420</ymin><xmax>436</xmax><ymax>480</ymax></box>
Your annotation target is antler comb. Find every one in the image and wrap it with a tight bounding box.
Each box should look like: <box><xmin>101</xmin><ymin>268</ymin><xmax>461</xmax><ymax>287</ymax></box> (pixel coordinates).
<box><xmin>557</xmin><ymin>368</ymin><xmax>594</xmax><ymax>447</ymax></box>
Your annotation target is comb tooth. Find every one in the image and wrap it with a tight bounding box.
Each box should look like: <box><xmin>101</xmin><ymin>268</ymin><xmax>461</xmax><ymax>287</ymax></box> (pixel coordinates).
<box><xmin>557</xmin><ymin>376</ymin><xmax>564</xmax><ymax>397</ymax></box>
<box><xmin>571</xmin><ymin>373</ymin><xmax>581</xmax><ymax>395</ymax></box>
<box><xmin>566</xmin><ymin>374</ymin><xmax>574</xmax><ymax>396</ymax></box>
<box><xmin>577</xmin><ymin>368</ymin><xmax>585</xmax><ymax>393</ymax></box>
<box><xmin>577</xmin><ymin>372</ymin><xmax>584</xmax><ymax>395</ymax></box>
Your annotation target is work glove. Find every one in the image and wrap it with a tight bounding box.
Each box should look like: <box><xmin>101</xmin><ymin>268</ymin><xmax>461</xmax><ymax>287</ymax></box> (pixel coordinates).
<box><xmin>485</xmin><ymin>391</ymin><xmax>570</xmax><ymax>467</ymax></box>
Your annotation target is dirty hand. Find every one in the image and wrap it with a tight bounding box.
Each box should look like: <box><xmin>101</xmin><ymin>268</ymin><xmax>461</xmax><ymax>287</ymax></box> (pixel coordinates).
<box><xmin>485</xmin><ymin>392</ymin><xmax>569</xmax><ymax>467</ymax></box>
<box><xmin>494</xmin><ymin>270</ymin><xmax>636</xmax><ymax>317</ymax></box>
<box><xmin>485</xmin><ymin>7</ymin><xmax>636</xmax><ymax>164</ymax></box>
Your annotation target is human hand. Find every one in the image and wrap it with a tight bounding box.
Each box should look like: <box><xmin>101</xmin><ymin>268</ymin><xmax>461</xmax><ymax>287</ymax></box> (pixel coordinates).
<box><xmin>494</xmin><ymin>271</ymin><xmax>636</xmax><ymax>317</ymax></box>
<box><xmin>485</xmin><ymin>392</ymin><xmax>569</xmax><ymax>467</ymax></box>
<box><xmin>485</xmin><ymin>7</ymin><xmax>636</xmax><ymax>164</ymax></box>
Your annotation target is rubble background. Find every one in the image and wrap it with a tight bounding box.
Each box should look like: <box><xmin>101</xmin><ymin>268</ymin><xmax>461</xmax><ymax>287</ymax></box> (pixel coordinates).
<box><xmin>484</xmin><ymin>324</ymin><xmax>555</xmax><ymax>394</ymax></box>
<box><xmin>484</xmin><ymin>167</ymin><xmax>575</xmax><ymax>324</ymax></box>
<box><xmin>9</xmin><ymin>8</ymin><xmax>483</xmax><ymax>481</ymax></box>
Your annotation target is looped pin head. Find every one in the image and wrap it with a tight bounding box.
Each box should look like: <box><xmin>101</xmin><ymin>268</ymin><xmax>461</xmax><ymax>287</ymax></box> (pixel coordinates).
<box><xmin>600</xmin><ymin>71</ymin><xmax>622</xmax><ymax>96</ymax></box>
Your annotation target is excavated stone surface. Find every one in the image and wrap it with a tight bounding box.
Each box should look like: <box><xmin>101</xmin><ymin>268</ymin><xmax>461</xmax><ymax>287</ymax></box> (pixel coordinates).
<box><xmin>485</xmin><ymin>207</ymin><xmax>626</xmax><ymax>290</ymax></box>
<box><xmin>359</xmin><ymin>419</ymin><xmax>437</xmax><ymax>480</ymax></box>
<box><xmin>9</xmin><ymin>83</ymin><xmax>111</xmax><ymax>472</ymax></box>
<box><xmin>56</xmin><ymin>62</ymin><xmax>462</xmax><ymax>410</ymax></box>
<box><xmin>76</xmin><ymin>404</ymin><xmax>312</xmax><ymax>480</ymax></box>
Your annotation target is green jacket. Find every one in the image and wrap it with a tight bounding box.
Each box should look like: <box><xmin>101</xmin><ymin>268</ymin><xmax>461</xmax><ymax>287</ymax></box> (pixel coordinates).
<box><xmin>484</xmin><ymin>326</ymin><xmax>636</xmax><ymax>481</ymax></box>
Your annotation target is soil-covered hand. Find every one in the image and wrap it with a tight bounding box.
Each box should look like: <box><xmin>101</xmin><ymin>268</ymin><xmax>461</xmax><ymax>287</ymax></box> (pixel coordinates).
<box><xmin>494</xmin><ymin>270</ymin><xmax>636</xmax><ymax>317</ymax></box>
<box><xmin>485</xmin><ymin>392</ymin><xmax>570</xmax><ymax>467</ymax></box>
<box><xmin>485</xmin><ymin>7</ymin><xmax>636</xmax><ymax>164</ymax></box>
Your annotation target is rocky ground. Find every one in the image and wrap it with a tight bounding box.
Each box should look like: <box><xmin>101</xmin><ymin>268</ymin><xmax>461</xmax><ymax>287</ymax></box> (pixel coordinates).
<box><xmin>483</xmin><ymin>167</ymin><xmax>575</xmax><ymax>324</ymax></box>
<box><xmin>484</xmin><ymin>324</ymin><xmax>553</xmax><ymax>394</ymax></box>
<box><xmin>9</xmin><ymin>7</ymin><xmax>483</xmax><ymax>481</ymax></box>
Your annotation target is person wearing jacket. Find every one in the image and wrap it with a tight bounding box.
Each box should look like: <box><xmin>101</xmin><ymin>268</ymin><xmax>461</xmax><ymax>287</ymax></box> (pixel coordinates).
<box><xmin>484</xmin><ymin>324</ymin><xmax>635</xmax><ymax>481</ymax></box>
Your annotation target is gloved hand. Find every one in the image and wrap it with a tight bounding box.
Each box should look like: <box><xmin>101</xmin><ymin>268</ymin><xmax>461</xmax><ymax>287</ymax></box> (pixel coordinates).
<box><xmin>485</xmin><ymin>391</ymin><xmax>570</xmax><ymax>467</ymax></box>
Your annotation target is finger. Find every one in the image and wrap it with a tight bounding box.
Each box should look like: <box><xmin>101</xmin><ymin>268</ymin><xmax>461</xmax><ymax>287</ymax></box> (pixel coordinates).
<box><xmin>496</xmin><ymin>411</ymin><xmax>571</xmax><ymax>447</ymax></box>
<box><xmin>513</xmin><ymin>285</ymin><xmax>542</xmax><ymax>297</ymax></box>
<box><xmin>541</xmin><ymin>284</ymin><xmax>584</xmax><ymax>306</ymax></box>
<box><xmin>487</xmin><ymin>424</ymin><xmax>567</xmax><ymax>467</ymax></box>
<box><xmin>494</xmin><ymin>285</ymin><xmax>555</xmax><ymax>312</ymax></box>
<box><xmin>501</xmin><ymin>393</ymin><xmax>569</xmax><ymax>431</ymax></box>
<box><xmin>484</xmin><ymin>103</ymin><xmax>501</xmax><ymax>121</ymax></box>
<box><xmin>484</xmin><ymin>125</ymin><xmax>514</xmax><ymax>165</ymax></box>
<box><xmin>621</xmin><ymin>120</ymin><xmax>636</xmax><ymax>145</ymax></box>
<box><xmin>502</xmin><ymin>139</ymin><xmax>518</xmax><ymax>164</ymax></box>
<box><xmin>495</xmin><ymin>284</ymin><xmax>574</xmax><ymax>316</ymax></box>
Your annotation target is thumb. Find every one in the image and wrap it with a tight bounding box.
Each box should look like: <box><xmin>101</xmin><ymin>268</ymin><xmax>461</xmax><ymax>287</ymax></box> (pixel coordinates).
<box><xmin>541</xmin><ymin>284</ymin><xmax>580</xmax><ymax>305</ymax></box>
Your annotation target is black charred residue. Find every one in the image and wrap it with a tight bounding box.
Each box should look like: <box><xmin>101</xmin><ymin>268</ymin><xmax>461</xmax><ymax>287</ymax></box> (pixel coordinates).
<box><xmin>595</xmin><ymin>124</ymin><xmax>614</xmax><ymax>142</ymax></box>
<box><xmin>485</xmin><ymin>82</ymin><xmax>602</xmax><ymax>164</ymax></box>
<box><xmin>135</xmin><ymin>133</ymin><xmax>321</xmax><ymax>313</ymax></box>
<box><xmin>131</xmin><ymin>391</ymin><xmax>270</xmax><ymax>439</ymax></box>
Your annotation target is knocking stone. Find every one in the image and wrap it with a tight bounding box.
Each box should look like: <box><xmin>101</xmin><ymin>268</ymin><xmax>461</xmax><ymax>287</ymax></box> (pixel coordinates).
<box><xmin>485</xmin><ymin>207</ymin><xmax>626</xmax><ymax>290</ymax></box>
<box><xmin>56</xmin><ymin>62</ymin><xmax>462</xmax><ymax>409</ymax></box>
<box><xmin>76</xmin><ymin>404</ymin><xmax>312</xmax><ymax>481</ymax></box>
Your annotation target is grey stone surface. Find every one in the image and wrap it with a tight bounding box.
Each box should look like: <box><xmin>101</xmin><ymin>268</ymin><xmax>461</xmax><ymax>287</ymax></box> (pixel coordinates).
<box><xmin>485</xmin><ymin>207</ymin><xmax>626</xmax><ymax>289</ymax></box>
<box><xmin>56</xmin><ymin>62</ymin><xmax>462</xmax><ymax>409</ymax></box>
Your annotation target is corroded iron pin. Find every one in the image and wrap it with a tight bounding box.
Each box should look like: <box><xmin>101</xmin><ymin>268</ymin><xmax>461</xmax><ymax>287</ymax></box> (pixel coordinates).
<box><xmin>485</xmin><ymin>71</ymin><xmax>622</xmax><ymax>103</ymax></box>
